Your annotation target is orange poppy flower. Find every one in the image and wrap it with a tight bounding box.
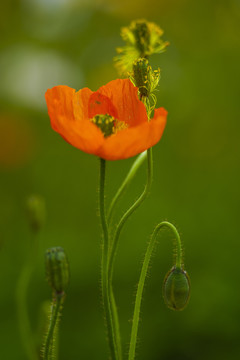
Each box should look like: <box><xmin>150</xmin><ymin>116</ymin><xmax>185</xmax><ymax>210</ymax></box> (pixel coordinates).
<box><xmin>45</xmin><ymin>78</ymin><xmax>167</xmax><ymax>161</ymax></box>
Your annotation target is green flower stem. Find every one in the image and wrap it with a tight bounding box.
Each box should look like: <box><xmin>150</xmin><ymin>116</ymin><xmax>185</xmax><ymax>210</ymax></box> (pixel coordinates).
<box><xmin>99</xmin><ymin>158</ymin><xmax>118</xmax><ymax>360</ymax></box>
<box><xmin>128</xmin><ymin>221</ymin><xmax>183</xmax><ymax>360</ymax></box>
<box><xmin>106</xmin><ymin>148</ymin><xmax>153</xmax><ymax>360</ymax></box>
<box><xmin>16</xmin><ymin>236</ymin><xmax>38</xmax><ymax>360</ymax></box>
<box><xmin>108</xmin><ymin>148</ymin><xmax>153</xmax><ymax>284</ymax></box>
<box><xmin>110</xmin><ymin>289</ymin><xmax>122</xmax><ymax>360</ymax></box>
<box><xmin>43</xmin><ymin>293</ymin><xmax>64</xmax><ymax>360</ymax></box>
<box><xmin>107</xmin><ymin>151</ymin><xmax>147</xmax><ymax>224</ymax></box>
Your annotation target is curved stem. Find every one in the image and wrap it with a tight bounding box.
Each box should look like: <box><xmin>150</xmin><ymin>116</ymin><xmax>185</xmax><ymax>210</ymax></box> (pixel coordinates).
<box><xmin>106</xmin><ymin>148</ymin><xmax>152</xmax><ymax>360</ymax></box>
<box><xmin>128</xmin><ymin>221</ymin><xmax>183</xmax><ymax>360</ymax></box>
<box><xmin>107</xmin><ymin>151</ymin><xmax>147</xmax><ymax>224</ymax></box>
<box><xmin>99</xmin><ymin>158</ymin><xmax>118</xmax><ymax>360</ymax></box>
<box><xmin>109</xmin><ymin>148</ymin><xmax>153</xmax><ymax>284</ymax></box>
<box><xmin>16</xmin><ymin>236</ymin><xmax>38</xmax><ymax>360</ymax></box>
<box><xmin>43</xmin><ymin>294</ymin><xmax>63</xmax><ymax>360</ymax></box>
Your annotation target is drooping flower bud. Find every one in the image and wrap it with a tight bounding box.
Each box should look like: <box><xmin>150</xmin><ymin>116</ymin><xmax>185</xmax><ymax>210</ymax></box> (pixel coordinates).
<box><xmin>163</xmin><ymin>266</ymin><xmax>190</xmax><ymax>311</ymax></box>
<box><xmin>45</xmin><ymin>247</ymin><xmax>70</xmax><ymax>295</ymax></box>
<box><xmin>26</xmin><ymin>195</ymin><xmax>45</xmax><ymax>232</ymax></box>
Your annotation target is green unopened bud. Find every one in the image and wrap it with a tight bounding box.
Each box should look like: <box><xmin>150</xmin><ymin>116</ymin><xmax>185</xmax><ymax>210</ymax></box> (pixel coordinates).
<box><xmin>45</xmin><ymin>247</ymin><xmax>70</xmax><ymax>294</ymax></box>
<box><xmin>26</xmin><ymin>195</ymin><xmax>45</xmax><ymax>232</ymax></box>
<box><xmin>132</xmin><ymin>58</ymin><xmax>160</xmax><ymax>99</ymax></box>
<box><xmin>115</xmin><ymin>19</ymin><xmax>169</xmax><ymax>76</ymax></box>
<box><xmin>132</xmin><ymin>58</ymin><xmax>149</xmax><ymax>97</ymax></box>
<box><xmin>163</xmin><ymin>266</ymin><xmax>190</xmax><ymax>311</ymax></box>
<box><xmin>122</xmin><ymin>19</ymin><xmax>168</xmax><ymax>57</ymax></box>
<box><xmin>130</xmin><ymin>20</ymin><xmax>150</xmax><ymax>56</ymax></box>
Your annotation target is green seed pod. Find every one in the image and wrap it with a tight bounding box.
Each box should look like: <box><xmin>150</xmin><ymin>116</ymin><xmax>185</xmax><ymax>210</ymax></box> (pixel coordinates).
<box><xmin>45</xmin><ymin>247</ymin><xmax>70</xmax><ymax>294</ymax></box>
<box><xmin>132</xmin><ymin>58</ymin><xmax>160</xmax><ymax>103</ymax></box>
<box><xmin>26</xmin><ymin>195</ymin><xmax>45</xmax><ymax>232</ymax></box>
<box><xmin>132</xmin><ymin>58</ymin><xmax>150</xmax><ymax>97</ymax></box>
<box><xmin>90</xmin><ymin>114</ymin><xmax>115</xmax><ymax>138</ymax></box>
<box><xmin>163</xmin><ymin>266</ymin><xmax>190</xmax><ymax>311</ymax></box>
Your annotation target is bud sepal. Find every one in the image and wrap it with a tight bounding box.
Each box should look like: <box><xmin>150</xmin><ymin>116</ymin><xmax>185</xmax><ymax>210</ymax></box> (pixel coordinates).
<box><xmin>130</xmin><ymin>58</ymin><xmax>160</xmax><ymax>117</ymax></box>
<box><xmin>45</xmin><ymin>247</ymin><xmax>70</xmax><ymax>295</ymax></box>
<box><xmin>163</xmin><ymin>266</ymin><xmax>190</xmax><ymax>311</ymax></box>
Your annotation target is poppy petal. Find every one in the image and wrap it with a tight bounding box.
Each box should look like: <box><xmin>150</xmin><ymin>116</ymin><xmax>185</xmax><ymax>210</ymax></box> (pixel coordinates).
<box><xmin>45</xmin><ymin>86</ymin><xmax>104</xmax><ymax>155</ymax></box>
<box><xmin>88</xmin><ymin>92</ymin><xmax>118</xmax><ymax>119</ymax></box>
<box><xmin>45</xmin><ymin>82</ymin><xmax>167</xmax><ymax>160</ymax></box>
<box><xmin>98</xmin><ymin>79</ymin><xmax>147</xmax><ymax>127</ymax></box>
<box><xmin>97</xmin><ymin>107</ymin><xmax>167</xmax><ymax>160</ymax></box>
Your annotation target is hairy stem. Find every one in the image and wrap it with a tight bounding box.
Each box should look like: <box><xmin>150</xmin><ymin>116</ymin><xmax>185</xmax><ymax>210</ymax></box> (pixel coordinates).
<box><xmin>99</xmin><ymin>158</ymin><xmax>118</xmax><ymax>360</ymax></box>
<box><xmin>106</xmin><ymin>149</ymin><xmax>152</xmax><ymax>360</ymax></box>
<box><xmin>43</xmin><ymin>294</ymin><xmax>64</xmax><ymax>360</ymax></box>
<box><xmin>107</xmin><ymin>152</ymin><xmax>147</xmax><ymax>360</ymax></box>
<box><xmin>107</xmin><ymin>151</ymin><xmax>147</xmax><ymax>224</ymax></box>
<box><xmin>109</xmin><ymin>148</ymin><xmax>153</xmax><ymax>284</ymax></box>
<box><xmin>110</xmin><ymin>289</ymin><xmax>122</xmax><ymax>360</ymax></box>
<box><xmin>128</xmin><ymin>221</ymin><xmax>183</xmax><ymax>360</ymax></box>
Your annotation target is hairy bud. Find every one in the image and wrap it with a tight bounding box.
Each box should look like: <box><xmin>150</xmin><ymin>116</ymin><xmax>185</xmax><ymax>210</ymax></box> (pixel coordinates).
<box><xmin>132</xmin><ymin>58</ymin><xmax>160</xmax><ymax>99</ymax></box>
<box><xmin>45</xmin><ymin>247</ymin><xmax>70</xmax><ymax>294</ymax></box>
<box><xmin>26</xmin><ymin>195</ymin><xmax>45</xmax><ymax>232</ymax></box>
<box><xmin>163</xmin><ymin>266</ymin><xmax>190</xmax><ymax>311</ymax></box>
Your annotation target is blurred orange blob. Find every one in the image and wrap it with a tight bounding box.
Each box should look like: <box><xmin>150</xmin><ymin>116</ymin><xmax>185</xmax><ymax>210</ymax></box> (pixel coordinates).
<box><xmin>102</xmin><ymin>0</ymin><xmax>188</xmax><ymax>18</ymax></box>
<box><xmin>0</xmin><ymin>115</ymin><xmax>35</xmax><ymax>170</ymax></box>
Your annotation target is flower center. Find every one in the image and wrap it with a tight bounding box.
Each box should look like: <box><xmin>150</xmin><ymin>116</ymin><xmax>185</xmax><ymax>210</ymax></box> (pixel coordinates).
<box><xmin>90</xmin><ymin>114</ymin><xmax>128</xmax><ymax>138</ymax></box>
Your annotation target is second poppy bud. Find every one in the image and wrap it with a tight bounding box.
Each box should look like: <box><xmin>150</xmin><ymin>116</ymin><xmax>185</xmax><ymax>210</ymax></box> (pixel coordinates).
<box><xmin>163</xmin><ymin>266</ymin><xmax>190</xmax><ymax>311</ymax></box>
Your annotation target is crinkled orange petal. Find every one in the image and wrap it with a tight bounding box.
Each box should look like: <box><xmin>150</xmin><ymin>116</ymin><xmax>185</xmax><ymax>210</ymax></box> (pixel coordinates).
<box><xmin>45</xmin><ymin>82</ymin><xmax>167</xmax><ymax>161</ymax></box>
<box><xmin>45</xmin><ymin>85</ymin><xmax>105</xmax><ymax>155</ymax></box>
<box><xmin>97</xmin><ymin>79</ymin><xmax>147</xmax><ymax>126</ymax></box>
<box><xmin>88</xmin><ymin>92</ymin><xmax>119</xmax><ymax>119</ymax></box>
<box><xmin>96</xmin><ymin>107</ymin><xmax>168</xmax><ymax>160</ymax></box>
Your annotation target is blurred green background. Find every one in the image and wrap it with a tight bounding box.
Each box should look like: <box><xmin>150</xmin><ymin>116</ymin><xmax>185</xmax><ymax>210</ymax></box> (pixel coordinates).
<box><xmin>0</xmin><ymin>0</ymin><xmax>240</xmax><ymax>359</ymax></box>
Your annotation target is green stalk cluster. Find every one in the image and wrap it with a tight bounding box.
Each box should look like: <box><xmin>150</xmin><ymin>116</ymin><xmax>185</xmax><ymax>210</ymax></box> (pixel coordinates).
<box><xmin>97</xmin><ymin>18</ymin><xmax>190</xmax><ymax>360</ymax></box>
